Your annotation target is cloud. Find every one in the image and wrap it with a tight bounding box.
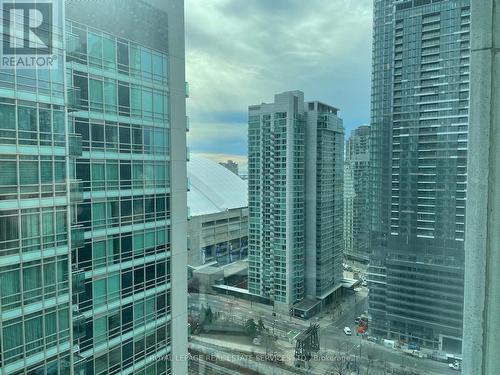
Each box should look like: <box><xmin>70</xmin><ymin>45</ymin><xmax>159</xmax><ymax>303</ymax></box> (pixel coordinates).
<box><xmin>186</xmin><ymin>0</ymin><xmax>373</xmax><ymax>160</ymax></box>
<box><xmin>188</xmin><ymin>120</ymin><xmax>247</xmax><ymax>155</ymax></box>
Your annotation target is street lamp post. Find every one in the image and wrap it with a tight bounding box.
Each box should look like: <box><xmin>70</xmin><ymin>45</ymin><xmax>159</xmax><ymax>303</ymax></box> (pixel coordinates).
<box><xmin>359</xmin><ymin>334</ymin><xmax>362</xmax><ymax>359</ymax></box>
<box><xmin>345</xmin><ymin>340</ymin><xmax>361</xmax><ymax>375</ymax></box>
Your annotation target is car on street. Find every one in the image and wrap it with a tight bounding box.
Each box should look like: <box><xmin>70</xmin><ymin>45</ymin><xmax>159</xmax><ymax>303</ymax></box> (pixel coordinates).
<box><xmin>448</xmin><ymin>361</ymin><xmax>461</xmax><ymax>370</ymax></box>
<box><xmin>344</xmin><ymin>327</ymin><xmax>352</xmax><ymax>336</ymax></box>
<box><xmin>411</xmin><ymin>350</ymin><xmax>425</xmax><ymax>358</ymax></box>
<box><xmin>355</xmin><ymin>315</ymin><xmax>369</xmax><ymax>325</ymax></box>
<box><xmin>367</xmin><ymin>336</ymin><xmax>378</xmax><ymax>343</ymax></box>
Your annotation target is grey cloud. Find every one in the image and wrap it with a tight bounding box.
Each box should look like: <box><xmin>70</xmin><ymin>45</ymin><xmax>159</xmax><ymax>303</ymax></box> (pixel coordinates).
<box><xmin>186</xmin><ymin>0</ymin><xmax>373</xmax><ymax>160</ymax></box>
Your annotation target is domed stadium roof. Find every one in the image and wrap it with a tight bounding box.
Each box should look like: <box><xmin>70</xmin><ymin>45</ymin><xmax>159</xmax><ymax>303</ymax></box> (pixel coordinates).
<box><xmin>188</xmin><ymin>155</ymin><xmax>248</xmax><ymax>216</ymax></box>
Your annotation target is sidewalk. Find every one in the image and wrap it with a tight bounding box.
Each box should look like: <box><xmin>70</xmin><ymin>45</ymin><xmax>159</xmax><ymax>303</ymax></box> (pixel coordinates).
<box><xmin>192</xmin><ymin>334</ymin><xmax>360</xmax><ymax>375</ymax></box>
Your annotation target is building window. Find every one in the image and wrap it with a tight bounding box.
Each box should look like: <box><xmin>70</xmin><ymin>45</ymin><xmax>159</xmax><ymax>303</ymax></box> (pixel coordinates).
<box><xmin>117</xmin><ymin>41</ymin><xmax>129</xmax><ymax>75</ymax></box>
<box><xmin>74</xmin><ymin>73</ymin><xmax>89</xmax><ymax>109</ymax></box>
<box><xmin>88</xmin><ymin>32</ymin><xmax>103</xmax><ymax>67</ymax></box>
<box><xmin>0</xmin><ymin>102</ymin><xmax>16</xmax><ymax>144</ymax></box>
<box><xmin>130</xmin><ymin>44</ymin><xmax>141</xmax><ymax>78</ymax></box>
<box><xmin>141</xmin><ymin>47</ymin><xmax>152</xmax><ymax>80</ymax></box>
<box><xmin>18</xmin><ymin>106</ymin><xmax>37</xmax><ymax>144</ymax></box>
<box><xmin>104</xmin><ymin>79</ymin><xmax>117</xmax><ymax>114</ymax></box>
<box><xmin>89</xmin><ymin>78</ymin><xmax>104</xmax><ymax>112</ymax></box>
<box><xmin>118</xmin><ymin>82</ymin><xmax>130</xmax><ymax>116</ymax></box>
<box><xmin>102</xmin><ymin>36</ymin><xmax>116</xmax><ymax>71</ymax></box>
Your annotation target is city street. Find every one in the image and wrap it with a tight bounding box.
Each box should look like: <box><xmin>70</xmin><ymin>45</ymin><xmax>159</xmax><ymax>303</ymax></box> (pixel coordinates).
<box><xmin>188</xmin><ymin>291</ymin><xmax>453</xmax><ymax>374</ymax></box>
<box><xmin>329</xmin><ymin>290</ymin><xmax>369</xmax><ymax>330</ymax></box>
<box><xmin>321</xmin><ymin>325</ymin><xmax>451</xmax><ymax>374</ymax></box>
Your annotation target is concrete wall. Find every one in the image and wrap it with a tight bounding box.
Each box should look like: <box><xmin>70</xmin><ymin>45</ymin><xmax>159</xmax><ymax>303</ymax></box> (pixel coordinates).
<box><xmin>304</xmin><ymin>109</ymin><xmax>318</xmax><ymax>298</ymax></box>
<box><xmin>188</xmin><ymin>208</ymin><xmax>248</xmax><ymax>267</ymax></box>
<box><xmin>166</xmin><ymin>1</ymin><xmax>188</xmax><ymax>374</ymax></box>
<box><xmin>462</xmin><ymin>1</ymin><xmax>500</xmax><ymax>374</ymax></box>
<box><xmin>281</xmin><ymin>91</ymin><xmax>304</xmax><ymax>308</ymax></box>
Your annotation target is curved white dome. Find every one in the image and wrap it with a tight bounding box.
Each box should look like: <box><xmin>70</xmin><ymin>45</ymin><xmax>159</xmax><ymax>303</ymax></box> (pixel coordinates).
<box><xmin>188</xmin><ymin>155</ymin><xmax>248</xmax><ymax>216</ymax></box>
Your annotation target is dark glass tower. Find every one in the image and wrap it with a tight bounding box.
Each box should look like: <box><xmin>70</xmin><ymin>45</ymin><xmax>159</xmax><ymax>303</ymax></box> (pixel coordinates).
<box><xmin>344</xmin><ymin>125</ymin><xmax>370</xmax><ymax>262</ymax></box>
<box><xmin>369</xmin><ymin>0</ymin><xmax>470</xmax><ymax>352</ymax></box>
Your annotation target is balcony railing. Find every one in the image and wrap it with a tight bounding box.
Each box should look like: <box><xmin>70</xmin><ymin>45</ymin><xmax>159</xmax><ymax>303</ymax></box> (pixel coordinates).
<box><xmin>69</xmin><ymin>133</ymin><xmax>82</xmax><ymax>157</ymax></box>
<box><xmin>67</xmin><ymin>87</ymin><xmax>82</xmax><ymax>112</ymax></box>
<box><xmin>73</xmin><ymin>314</ymin><xmax>86</xmax><ymax>340</ymax></box>
<box><xmin>70</xmin><ymin>179</ymin><xmax>84</xmax><ymax>203</ymax></box>
<box><xmin>66</xmin><ymin>32</ymin><xmax>80</xmax><ymax>54</ymax></box>
<box><xmin>71</xmin><ymin>226</ymin><xmax>85</xmax><ymax>249</ymax></box>
<box><xmin>72</xmin><ymin>271</ymin><xmax>86</xmax><ymax>294</ymax></box>
<box><xmin>73</xmin><ymin>355</ymin><xmax>86</xmax><ymax>375</ymax></box>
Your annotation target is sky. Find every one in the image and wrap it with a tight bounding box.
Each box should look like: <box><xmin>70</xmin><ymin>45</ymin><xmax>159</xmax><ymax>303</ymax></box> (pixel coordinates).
<box><xmin>185</xmin><ymin>0</ymin><xmax>373</xmax><ymax>173</ymax></box>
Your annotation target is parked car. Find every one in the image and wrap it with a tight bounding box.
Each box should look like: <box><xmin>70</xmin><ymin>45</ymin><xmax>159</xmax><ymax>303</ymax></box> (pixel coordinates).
<box><xmin>354</xmin><ymin>317</ymin><xmax>361</xmax><ymax>324</ymax></box>
<box><xmin>449</xmin><ymin>361</ymin><xmax>461</xmax><ymax>370</ymax></box>
<box><xmin>367</xmin><ymin>336</ymin><xmax>378</xmax><ymax>343</ymax></box>
<box><xmin>411</xmin><ymin>350</ymin><xmax>425</xmax><ymax>358</ymax></box>
<box><xmin>343</xmin><ymin>327</ymin><xmax>352</xmax><ymax>336</ymax></box>
<box><xmin>359</xmin><ymin>314</ymin><xmax>369</xmax><ymax>323</ymax></box>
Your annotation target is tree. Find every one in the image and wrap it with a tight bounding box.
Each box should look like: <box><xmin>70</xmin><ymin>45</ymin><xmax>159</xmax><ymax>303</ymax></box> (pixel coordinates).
<box><xmin>258</xmin><ymin>318</ymin><xmax>266</xmax><ymax>333</ymax></box>
<box><xmin>382</xmin><ymin>360</ymin><xmax>388</xmax><ymax>375</ymax></box>
<box><xmin>366</xmin><ymin>349</ymin><xmax>375</xmax><ymax>374</ymax></box>
<box><xmin>264</xmin><ymin>329</ymin><xmax>276</xmax><ymax>356</ymax></box>
<box><xmin>205</xmin><ymin>306</ymin><xmax>213</xmax><ymax>323</ymax></box>
<box><xmin>188</xmin><ymin>314</ymin><xmax>200</xmax><ymax>335</ymax></box>
<box><xmin>392</xmin><ymin>368</ymin><xmax>422</xmax><ymax>375</ymax></box>
<box><xmin>245</xmin><ymin>318</ymin><xmax>258</xmax><ymax>339</ymax></box>
<box><xmin>330</xmin><ymin>353</ymin><xmax>351</xmax><ymax>375</ymax></box>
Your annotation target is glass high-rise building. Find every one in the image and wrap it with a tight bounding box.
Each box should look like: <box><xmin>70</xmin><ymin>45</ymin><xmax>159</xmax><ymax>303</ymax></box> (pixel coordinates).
<box><xmin>0</xmin><ymin>2</ymin><xmax>71</xmax><ymax>373</ymax></box>
<box><xmin>0</xmin><ymin>1</ymin><xmax>188</xmax><ymax>374</ymax></box>
<box><xmin>344</xmin><ymin>125</ymin><xmax>370</xmax><ymax>262</ymax></box>
<box><xmin>248</xmin><ymin>91</ymin><xmax>306</xmax><ymax>311</ymax></box>
<box><xmin>248</xmin><ymin>91</ymin><xmax>344</xmax><ymax>315</ymax></box>
<box><xmin>344</xmin><ymin>163</ymin><xmax>356</xmax><ymax>262</ymax></box>
<box><xmin>369</xmin><ymin>0</ymin><xmax>470</xmax><ymax>351</ymax></box>
<box><xmin>304</xmin><ymin>101</ymin><xmax>344</xmax><ymax>304</ymax></box>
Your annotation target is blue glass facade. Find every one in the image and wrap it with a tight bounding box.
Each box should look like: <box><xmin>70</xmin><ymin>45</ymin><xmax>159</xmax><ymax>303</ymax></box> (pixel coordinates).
<box><xmin>67</xmin><ymin>20</ymin><xmax>172</xmax><ymax>375</ymax></box>
<box><xmin>0</xmin><ymin>3</ymin><xmax>73</xmax><ymax>373</ymax></box>
<box><xmin>369</xmin><ymin>0</ymin><xmax>470</xmax><ymax>351</ymax></box>
<box><xmin>0</xmin><ymin>1</ymin><xmax>186</xmax><ymax>374</ymax></box>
